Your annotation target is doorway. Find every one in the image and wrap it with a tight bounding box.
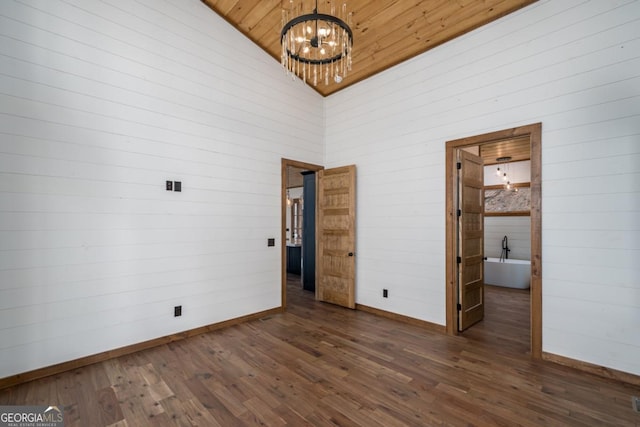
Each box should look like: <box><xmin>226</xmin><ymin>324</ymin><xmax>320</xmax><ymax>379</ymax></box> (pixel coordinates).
<box><xmin>281</xmin><ymin>160</ymin><xmax>358</xmax><ymax>311</ymax></box>
<box><xmin>281</xmin><ymin>159</ymin><xmax>323</xmax><ymax>309</ymax></box>
<box><xmin>445</xmin><ymin>123</ymin><xmax>542</xmax><ymax>358</ymax></box>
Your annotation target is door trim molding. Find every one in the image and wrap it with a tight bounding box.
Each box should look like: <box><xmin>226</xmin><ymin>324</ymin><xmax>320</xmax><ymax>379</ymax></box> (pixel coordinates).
<box><xmin>281</xmin><ymin>159</ymin><xmax>323</xmax><ymax>309</ymax></box>
<box><xmin>445</xmin><ymin>123</ymin><xmax>542</xmax><ymax>358</ymax></box>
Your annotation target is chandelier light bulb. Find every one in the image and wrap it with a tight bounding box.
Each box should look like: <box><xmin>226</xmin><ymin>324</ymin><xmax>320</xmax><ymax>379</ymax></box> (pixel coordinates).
<box><xmin>496</xmin><ymin>167</ymin><xmax>501</xmax><ymax>176</ymax></box>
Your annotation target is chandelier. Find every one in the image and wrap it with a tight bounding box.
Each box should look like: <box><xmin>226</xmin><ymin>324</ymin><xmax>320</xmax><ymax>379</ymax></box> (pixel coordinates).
<box><xmin>495</xmin><ymin>156</ymin><xmax>518</xmax><ymax>191</ymax></box>
<box><xmin>281</xmin><ymin>0</ymin><xmax>353</xmax><ymax>86</ymax></box>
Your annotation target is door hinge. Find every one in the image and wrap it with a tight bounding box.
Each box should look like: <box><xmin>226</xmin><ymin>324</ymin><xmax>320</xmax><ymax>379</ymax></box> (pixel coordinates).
<box><xmin>456</xmin><ymin>162</ymin><xmax>461</xmax><ymax>170</ymax></box>
<box><xmin>457</xmin><ymin>303</ymin><xmax>462</xmax><ymax>311</ymax></box>
<box><xmin>456</xmin><ymin>256</ymin><xmax>462</xmax><ymax>264</ymax></box>
<box><xmin>457</xmin><ymin>209</ymin><xmax>461</xmax><ymax>217</ymax></box>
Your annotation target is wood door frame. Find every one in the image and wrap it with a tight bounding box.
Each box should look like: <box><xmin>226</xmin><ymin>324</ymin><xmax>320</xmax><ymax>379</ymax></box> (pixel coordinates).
<box><xmin>281</xmin><ymin>158</ymin><xmax>323</xmax><ymax>309</ymax></box>
<box><xmin>445</xmin><ymin>123</ymin><xmax>542</xmax><ymax>358</ymax></box>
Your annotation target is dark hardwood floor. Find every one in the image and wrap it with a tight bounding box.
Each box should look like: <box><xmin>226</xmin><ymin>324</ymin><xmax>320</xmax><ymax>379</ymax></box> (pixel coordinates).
<box><xmin>461</xmin><ymin>284</ymin><xmax>531</xmax><ymax>356</ymax></box>
<box><xmin>1</xmin><ymin>276</ymin><xmax>638</xmax><ymax>426</ymax></box>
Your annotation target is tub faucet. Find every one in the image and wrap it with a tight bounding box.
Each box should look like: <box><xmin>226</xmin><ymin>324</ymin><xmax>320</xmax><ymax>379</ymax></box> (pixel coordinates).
<box><xmin>500</xmin><ymin>235</ymin><xmax>510</xmax><ymax>262</ymax></box>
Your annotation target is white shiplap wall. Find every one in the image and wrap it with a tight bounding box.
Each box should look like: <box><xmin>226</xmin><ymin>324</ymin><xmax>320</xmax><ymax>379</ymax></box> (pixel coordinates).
<box><xmin>0</xmin><ymin>0</ymin><xmax>324</xmax><ymax>378</ymax></box>
<box><xmin>484</xmin><ymin>217</ymin><xmax>531</xmax><ymax>261</ymax></box>
<box><xmin>325</xmin><ymin>0</ymin><xmax>640</xmax><ymax>375</ymax></box>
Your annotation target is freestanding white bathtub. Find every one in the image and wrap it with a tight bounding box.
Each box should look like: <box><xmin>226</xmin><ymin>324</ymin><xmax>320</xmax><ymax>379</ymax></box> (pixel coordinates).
<box><xmin>484</xmin><ymin>257</ymin><xmax>531</xmax><ymax>289</ymax></box>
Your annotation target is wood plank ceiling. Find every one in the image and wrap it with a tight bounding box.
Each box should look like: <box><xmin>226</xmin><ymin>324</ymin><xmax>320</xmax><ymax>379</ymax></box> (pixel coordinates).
<box><xmin>480</xmin><ymin>137</ymin><xmax>531</xmax><ymax>165</ymax></box>
<box><xmin>201</xmin><ymin>0</ymin><xmax>537</xmax><ymax>96</ymax></box>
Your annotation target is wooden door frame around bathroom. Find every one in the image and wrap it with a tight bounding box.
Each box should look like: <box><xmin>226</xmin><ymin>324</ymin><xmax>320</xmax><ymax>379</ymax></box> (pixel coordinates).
<box><xmin>444</xmin><ymin>123</ymin><xmax>542</xmax><ymax>359</ymax></box>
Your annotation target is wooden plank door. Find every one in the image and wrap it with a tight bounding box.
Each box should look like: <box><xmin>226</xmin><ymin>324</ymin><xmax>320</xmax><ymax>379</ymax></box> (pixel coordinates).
<box><xmin>457</xmin><ymin>151</ymin><xmax>484</xmax><ymax>331</ymax></box>
<box><xmin>316</xmin><ymin>165</ymin><xmax>356</xmax><ymax>308</ymax></box>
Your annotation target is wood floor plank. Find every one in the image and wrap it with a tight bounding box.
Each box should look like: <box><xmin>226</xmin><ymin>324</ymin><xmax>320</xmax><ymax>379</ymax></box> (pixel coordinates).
<box><xmin>182</xmin><ymin>398</ymin><xmax>225</xmax><ymax>427</ymax></box>
<box><xmin>210</xmin><ymin>384</ymin><xmax>248</xmax><ymax>418</ymax></box>
<box><xmin>1</xmin><ymin>276</ymin><xmax>639</xmax><ymax>426</ymax></box>
<box><xmin>95</xmin><ymin>386</ymin><xmax>125</xmax><ymax>426</ymax></box>
<box><xmin>184</xmin><ymin>377</ymin><xmax>244</xmax><ymax>427</ymax></box>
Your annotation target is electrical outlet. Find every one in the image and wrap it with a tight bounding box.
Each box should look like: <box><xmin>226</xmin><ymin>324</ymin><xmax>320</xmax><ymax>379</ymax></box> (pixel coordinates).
<box><xmin>267</xmin><ymin>238</ymin><xmax>275</xmax><ymax>247</ymax></box>
<box><xmin>632</xmin><ymin>396</ymin><xmax>640</xmax><ymax>413</ymax></box>
<box><xmin>383</xmin><ymin>289</ymin><xmax>388</xmax><ymax>298</ymax></box>
<box><xmin>174</xmin><ymin>181</ymin><xmax>181</xmax><ymax>192</ymax></box>
<box><xmin>166</xmin><ymin>180</ymin><xmax>173</xmax><ymax>191</ymax></box>
<box><xmin>174</xmin><ymin>306</ymin><xmax>182</xmax><ymax>317</ymax></box>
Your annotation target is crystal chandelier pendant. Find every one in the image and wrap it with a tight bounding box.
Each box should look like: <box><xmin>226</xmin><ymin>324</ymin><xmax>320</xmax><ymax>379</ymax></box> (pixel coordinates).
<box><xmin>281</xmin><ymin>0</ymin><xmax>353</xmax><ymax>86</ymax></box>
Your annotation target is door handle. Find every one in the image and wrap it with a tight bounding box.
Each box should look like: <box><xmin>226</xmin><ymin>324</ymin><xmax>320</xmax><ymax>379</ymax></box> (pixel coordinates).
<box><xmin>348</xmin><ymin>252</ymin><xmax>354</xmax><ymax>257</ymax></box>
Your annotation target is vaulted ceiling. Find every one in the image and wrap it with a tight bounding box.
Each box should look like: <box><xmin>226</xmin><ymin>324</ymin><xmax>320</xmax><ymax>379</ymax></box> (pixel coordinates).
<box><xmin>201</xmin><ymin>0</ymin><xmax>537</xmax><ymax>96</ymax></box>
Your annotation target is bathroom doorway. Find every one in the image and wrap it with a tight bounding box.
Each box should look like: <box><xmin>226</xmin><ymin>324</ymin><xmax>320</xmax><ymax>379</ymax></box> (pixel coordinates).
<box><xmin>445</xmin><ymin>123</ymin><xmax>542</xmax><ymax>358</ymax></box>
